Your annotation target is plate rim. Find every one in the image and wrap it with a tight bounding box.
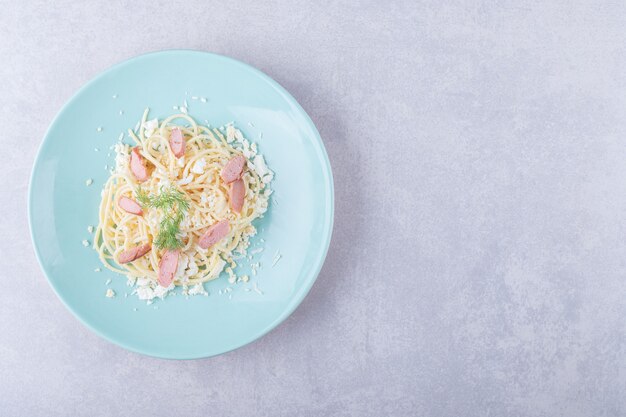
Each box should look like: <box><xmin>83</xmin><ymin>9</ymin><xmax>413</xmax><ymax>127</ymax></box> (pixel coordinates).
<box><xmin>28</xmin><ymin>49</ymin><xmax>335</xmax><ymax>359</ymax></box>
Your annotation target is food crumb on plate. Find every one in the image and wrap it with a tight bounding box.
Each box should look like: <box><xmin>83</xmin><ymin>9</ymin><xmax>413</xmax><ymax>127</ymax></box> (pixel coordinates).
<box><xmin>94</xmin><ymin>268</ymin><xmax>101</xmax><ymax>272</ymax></box>
<box><xmin>87</xmin><ymin>225</ymin><xmax>94</xmax><ymax>233</ymax></box>
<box><xmin>105</xmin><ymin>289</ymin><xmax>115</xmax><ymax>298</ymax></box>
<box><xmin>82</xmin><ymin>239</ymin><xmax>90</xmax><ymax>247</ymax></box>
<box><xmin>96</xmin><ymin>127</ymin><xmax>102</xmax><ymax>132</ymax></box>
<box><xmin>85</xmin><ymin>179</ymin><xmax>93</xmax><ymax>186</ymax></box>
<box><xmin>105</xmin><ymin>279</ymin><xmax>112</xmax><ymax>285</ymax></box>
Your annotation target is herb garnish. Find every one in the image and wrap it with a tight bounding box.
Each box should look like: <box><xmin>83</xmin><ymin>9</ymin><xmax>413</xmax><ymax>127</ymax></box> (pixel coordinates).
<box><xmin>136</xmin><ymin>186</ymin><xmax>190</xmax><ymax>250</ymax></box>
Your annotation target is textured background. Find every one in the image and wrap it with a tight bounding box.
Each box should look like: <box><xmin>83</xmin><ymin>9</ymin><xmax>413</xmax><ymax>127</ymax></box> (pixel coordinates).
<box><xmin>2</xmin><ymin>1</ymin><xmax>626</xmax><ymax>416</ymax></box>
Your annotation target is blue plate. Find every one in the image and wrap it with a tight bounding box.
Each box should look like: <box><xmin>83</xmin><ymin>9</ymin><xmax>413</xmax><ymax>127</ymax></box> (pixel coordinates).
<box><xmin>28</xmin><ymin>50</ymin><xmax>334</xmax><ymax>359</ymax></box>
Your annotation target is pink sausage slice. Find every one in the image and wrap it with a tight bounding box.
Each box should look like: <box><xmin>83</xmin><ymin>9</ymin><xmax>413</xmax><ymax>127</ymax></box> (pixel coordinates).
<box><xmin>220</xmin><ymin>155</ymin><xmax>246</xmax><ymax>183</ymax></box>
<box><xmin>130</xmin><ymin>147</ymin><xmax>150</xmax><ymax>182</ymax></box>
<box><xmin>118</xmin><ymin>196</ymin><xmax>143</xmax><ymax>216</ymax></box>
<box><xmin>118</xmin><ymin>243</ymin><xmax>151</xmax><ymax>264</ymax></box>
<box><xmin>229</xmin><ymin>178</ymin><xmax>245</xmax><ymax>213</ymax></box>
<box><xmin>198</xmin><ymin>219</ymin><xmax>230</xmax><ymax>249</ymax></box>
<box><xmin>158</xmin><ymin>249</ymin><xmax>179</xmax><ymax>287</ymax></box>
<box><xmin>169</xmin><ymin>128</ymin><xmax>185</xmax><ymax>158</ymax></box>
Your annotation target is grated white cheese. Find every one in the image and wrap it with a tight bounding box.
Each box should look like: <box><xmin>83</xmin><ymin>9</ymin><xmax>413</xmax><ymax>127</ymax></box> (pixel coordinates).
<box><xmin>87</xmin><ymin>225</ymin><xmax>94</xmax><ymax>233</ymax></box>
<box><xmin>200</xmin><ymin>97</ymin><xmax>207</xmax><ymax>103</ymax></box>
<box><xmin>105</xmin><ymin>279</ymin><xmax>112</xmax><ymax>285</ymax></box>
<box><xmin>105</xmin><ymin>289</ymin><xmax>115</xmax><ymax>298</ymax></box>
<box><xmin>252</xmin><ymin>155</ymin><xmax>273</xmax><ymax>184</ymax></box>
<box><xmin>85</xmin><ymin>179</ymin><xmax>93</xmax><ymax>186</ymax></box>
<box><xmin>179</xmin><ymin>106</ymin><xmax>188</xmax><ymax>114</ymax></box>
<box><xmin>153</xmin><ymin>283</ymin><xmax>175</xmax><ymax>300</ymax></box>
<box><xmin>112</xmin><ymin>94</ymin><xmax>118</xmax><ymax>99</ymax></box>
<box><xmin>96</xmin><ymin>127</ymin><xmax>102</xmax><ymax>132</ymax></box>
<box><xmin>94</xmin><ymin>268</ymin><xmax>101</xmax><ymax>272</ymax></box>
<box><xmin>177</xmin><ymin>174</ymin><xmax>194</xmax><ymax>185</ymax></box>
<box><xmin>191</xmin><ymin>158</ymin><xmax>206</xmax><ymax>174</ymax></box>
<box><xmin>82</xmin><ymin>240</ymin><xmax>90</xmax><ymax>247</ymax></box>
<box><xmin>143</xmin><ymin>118</ymin><xmax>159</xmax><ymax>138</ymax></box>
<box><xmin>188</xmin><ymin>283</ymin><xmax>209</xmax><ymax>296</ymax></box>
<box><xmin>226</xmin><ymin>125</ymin><xmax>236</xmax><ymax>143</ymax></box>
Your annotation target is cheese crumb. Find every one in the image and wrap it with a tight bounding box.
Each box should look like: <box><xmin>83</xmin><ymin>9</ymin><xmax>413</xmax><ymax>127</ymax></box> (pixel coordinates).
<box><xmin>105</xmin><ymin>289</ymin><xmax>115</xmax><ymax>298</ymax></box>
<box><xmin>96</xmin><ymin>127</ymin><xmax>102</xmax><ymax>132</ymax></box>
<box><xmin>189</xmin><ymin>283</ymin><xmax>209</xmax><ymax>296</ymax></box>
<box><xmin>87</xmin><ymin>225</ymin><xmax>94</xmax><ymax>233</ymax></box>
<box><xmin>242</xmin><ymin>275</ymin><xmax>250</xmax><ymax>283</ymax></box>
<box><xmin>191</xmin><ymin>158</ymin><xmax>206</xmax><ymax>174</ymax></box>
<box><xmin>105</xmin><ymin>279</ymin><xmax>112</xmax><ymax>285</ymax></box>
<box><xmin>85</xmin><ymin>179</ymin><xmax>93</xmax><ymax>186</ymax></box>
<box><xmin>177</xmin><ymin>174</ymin><xmax>193</xmax><ymax>185</ymax></box>
<box><xmin>82</xmin><ymin>240</ymin><xmax>89</xmax><ymax>247</ymax></box>
<box><xmin>143</xmin><ymin>118</ymin><xmax>159</xmax><ymax>138</ymax></box>
<box><xmin>94</xmin><ymin>268</ymin><xmax>101</xmax><ymax>272</ymax></box>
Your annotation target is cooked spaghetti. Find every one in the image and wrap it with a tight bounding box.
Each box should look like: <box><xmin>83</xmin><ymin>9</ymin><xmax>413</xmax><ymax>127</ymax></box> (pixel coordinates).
<box><xmin>93</xmin><ymin>110</ymin><xmax>273</xmax><ymax>297</ymax></box>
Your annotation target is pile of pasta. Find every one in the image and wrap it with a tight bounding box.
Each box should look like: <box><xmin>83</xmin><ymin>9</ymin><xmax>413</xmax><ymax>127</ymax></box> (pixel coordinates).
<box><xmin>93</xmin><ymin>111</ymin><xmax>272</xmax><ymax>289</ymax></box>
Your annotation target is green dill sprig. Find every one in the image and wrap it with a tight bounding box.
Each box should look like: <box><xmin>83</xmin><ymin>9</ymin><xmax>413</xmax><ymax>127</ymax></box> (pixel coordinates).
<box><xmin>136</xmin><ymin>186</ymin><xmax>190</xmax><ymax>250</ymax></box>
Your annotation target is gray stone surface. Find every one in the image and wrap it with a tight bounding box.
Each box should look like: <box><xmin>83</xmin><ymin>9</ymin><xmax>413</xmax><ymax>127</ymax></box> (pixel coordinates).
<box><xmin>1</xmin><ymin>1</ymin><xmax>626</xmax><ymax>416</ymax></box>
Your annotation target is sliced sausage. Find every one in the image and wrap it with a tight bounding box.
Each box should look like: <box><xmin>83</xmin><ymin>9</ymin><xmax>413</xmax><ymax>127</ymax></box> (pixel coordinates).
<box><xmin>118</xmin><ymin>243</ymin><xmax>151</xmax><ymax>264</ymax></box>
<box><xmin>169</xmin><ymin>128</ymin><xmax>185</xmax><ymax>158</ymax></box>
<box><xmin>198</xmin><ymin>219</ymin><xmax>230</xmax><ymax>249</ymax></box>
<box><xmin>158</xmin><ymin>249</ymin><xmax>179</xmax><ymax>287</ymax></box>
<box><xmin>130</xmin><ymin>147</ymin><xmax>150</xmax><ymax>182</ymax></box>
<box><xmin>220</xmin><ymin>155</ymin><xmax>246</xmax><ymax>183</ymax></box>
<box><xmin>229</xmin><ymin>178</ymin><xmax>245</xmax><ymax>213</ymax></box>
<box><xmin>118</xmin><ymin>196</ymin><xmax>143</xmax><ymax>215</ymax></box>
